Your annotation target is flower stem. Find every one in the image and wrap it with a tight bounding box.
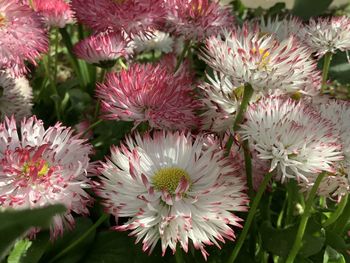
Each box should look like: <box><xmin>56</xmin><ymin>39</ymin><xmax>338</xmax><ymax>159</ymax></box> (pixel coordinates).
<box><xmin>332</xmin><ymin>195</ymin><xmax>350</xmax><ymax>235</ymax></box>
<box><xmin>174</xmin><ymin>41</ymin><xmax>190</xmax><ymax>73</ymax></box>
<box><xmin>53</xmin><ymin>28</ymin><xmax>59</xmax><ymax>86</ymax></box>
<box><xmin>324</xmin><ymin>194</ymin><xmax>348</xmax><ymax>227</ymax></box>
<box><xmin>242</xmin><ymin>140</ymin><xmax>254</xmax><ymax>199</ymax></box>
<box><xmin>285</xmin><ymin>172</ymin><xmax>326</xmax><ymax>263</ymax></box>
<box><xmin>227</xmin><ymin>172</ymin><xmax>273</xmax><ymax>263</ymax></box>
<box><xmin>81</xmin><ymin>119</ymin><xmax>103</xmax><ymax>138</ymax></box>
<box><xmin>321</xmin><ymin>52</ymin><xmax>333</xmax><ymax>93</ymax></box>
<box><xmin>49</xmin><ymin>214</ymin><xmax>109</xmax><ymax>263</ymax></box>
<box><xmin>233</xmin><ymin>83</ymin><xmax>254</xmax><ymax>132</ymax></box>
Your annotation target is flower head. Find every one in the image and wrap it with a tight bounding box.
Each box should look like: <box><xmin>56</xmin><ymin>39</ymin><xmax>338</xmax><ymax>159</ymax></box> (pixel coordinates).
<box><xmin>165</xmin><ymin>0</ymin><xmax>234</xmax><ymax>41</ymax></box>
<box><xmin>132</xmin><ymin>30</ymin><xmax>174</xmax><ymax>54</ymax></box>
<box><xmin>240</xmin><ymin>96</ymin><xmax>343</xmax><ymax>182</ymax></box>
<box><xmin>74</xmin><ymin>31</ymin><xmax>128</xmax><ymax>67</ymax></box>
<box><xmin>0</xmin><ymin>0</ymin><xmax>48</xmax><ymax>76</ymax></box>
<box><xmin>95</xmin><ymin>131</ymin><xmax>248</xmax><ymax>259</ymax></box>
<box><xmin>32</xmin><ymin>0</ymin><xmax>74</xmax><ymax>28</ymax></box>
<box><xmin>0</xmin><ymin>116</ymin><xmax>93</xmax><ymax>238</ymax></box>
<box><xmin>96</xmin><ymin>63</ymin><xmax>200</xmax><ymax>130</ymax></box>
<box><xmin>201</xmin><ymin>23</ymin><xmax>320</xmax><ymax>95</ymax></box>
<box><xmin>71</xmin><ymin>0</ymin><xmax>166</xmax><ymax>37</ymax></box>
<box><xmin>301</xmin><ymin>16</ymin><xmax>350</xmax><ymax>57</ymax></box>
<box><xmin>0</xmin><ymin>72</ymin><xmax>33</xmax><ymax>121</ymax></box>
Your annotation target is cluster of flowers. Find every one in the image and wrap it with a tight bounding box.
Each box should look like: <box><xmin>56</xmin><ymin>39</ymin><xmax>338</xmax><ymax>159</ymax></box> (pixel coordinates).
<box><xmin>1</xmin><ymin>0</ymin><xmax>350</xmax><ymax>259</ymax></box>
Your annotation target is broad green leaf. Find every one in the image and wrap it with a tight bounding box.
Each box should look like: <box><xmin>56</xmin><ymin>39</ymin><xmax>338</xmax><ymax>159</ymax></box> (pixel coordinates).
<box><xmin>40</xmin><ymin>217</ymin><xmax>95</xmax><ymax>263</ymax></box>
<box><xmin>323</xmin><ymin>246</ymin><xmax>346</xmax><ymax>263</ymax></box>
<box><xmin>328</xmin><ymin>52</ymin><xmax>350</xmax><ymax>84</ymax></box>
<box><xmin>0</xmin><ymin>205</ymin><xmax>65</xmax><ymax>261</ymax></box>
<box><xmin>82</xmin><ymin>231</ymin><xmax>169</xmax><ymax>263</ymax></box>
<box><xmin>292</xmin><ymin>0</ymin><xmax>332</xmax><ymax>20</ymax></box>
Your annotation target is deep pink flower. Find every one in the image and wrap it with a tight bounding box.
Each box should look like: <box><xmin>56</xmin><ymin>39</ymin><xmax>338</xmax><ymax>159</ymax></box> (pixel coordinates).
<box><xmin>71</xmin><ymin>0</ymin><xmax>166</xmax><ymax>37</ymax></box>
<box><xmin>74</xmin><ymin>31</ymin><xmax>128</xmax><ymax>66</ymax></box>
<box><xmin>0</xmin><ymin>116</ymin><xmax>93</xmax><ymax>238</ymax></box>
<box><xmin>0</xmin><ymin>0</ymin><xmax>48</xmax><ymax>76</ymax></box>
<box><xmin>96</xmin><ymin>63</ymin><xmax>200</xmax><ymax>130</ymax></box>
<box><xmin>165</xmin><ymin>0</ymin><xmax>234</xmax><ymax>41</ymax></box>
<box><xmin>32</xmin><ymin>0</ymin><xmax>74</xmax><ymax>28</ymax></box>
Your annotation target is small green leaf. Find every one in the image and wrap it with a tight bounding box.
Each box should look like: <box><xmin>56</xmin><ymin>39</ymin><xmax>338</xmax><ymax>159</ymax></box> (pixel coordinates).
<box><xmin>323</xmin><ymin>246</ymin><xmax>346</xmax><ymax>263</ymax></box>
<box><xmin>7</xmin><ymin>239</ymin><xmax>32</xmax><ymax>263</ymax></box>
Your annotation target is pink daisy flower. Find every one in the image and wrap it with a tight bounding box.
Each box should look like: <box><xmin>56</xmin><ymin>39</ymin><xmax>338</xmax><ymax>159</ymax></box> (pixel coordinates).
<box><xmin>165</xmin><ymin>0</ymin><xmax>234</xmax><ymax>41</ymax></box>
<box><xmin>96</xmin><ymin>63</ymin><xmax>200</xmax><ymax>130</ymax></box>
<box><xmin>32</xmin><ymin>0</ymin><xmax>74</xmax><ymax>28</ymax></box>
<box><xmin>95</xmin><ymin>131</ymin><xmax>248</xmax><ymax>259</ymax></box>
<box><xmin>0</xmin><ymin>0</ymin><xmax>48</xmax><ymax>76</ymax></box>
<box><xmin>74</xmin><ymin>31</ymin><xmax>128</xmax><ymax>67</ymax></box>
<box><xmin>71</xmin><ymin>0</ymin><xmax>166</xmax><ymax>37</ymax></box>
<box><xmin>0</xmin><ymin>116</ymin><xmax>93</xmax><ymax>238</ymax></box>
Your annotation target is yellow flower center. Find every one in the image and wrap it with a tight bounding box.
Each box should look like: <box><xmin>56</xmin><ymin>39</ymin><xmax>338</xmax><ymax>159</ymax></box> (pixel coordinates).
<box><xmin>152</xmin><ymin>167</ymin><xmax>191</xmax><ymax>194</ymax></box>
<box><xmin>252</xmin><ymin>48</ymin><xmax>270</xmax><ymax>70</ymax></box>
<box><xmin>22</xmin><ymin>161</ymin><xmax>50</xmax><ymax>177</ymax></box>
<box><xmin>0</xmin><ymin>13</ymin><xmax>6</xmax><ymax>27</ymax></box>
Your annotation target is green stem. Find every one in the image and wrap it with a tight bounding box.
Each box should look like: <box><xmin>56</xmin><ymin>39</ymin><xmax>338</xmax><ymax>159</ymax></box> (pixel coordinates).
<box><xmin>174</xmin><ymin>41</ymin><xmax>190</xmax><ymax>73</ymax></box>
<box><xmin>227</xmin><ymin>172</ymin><xmax>274</xmax><ymax>263</ymax></box>
<box><xmin>285</xmin><ymin>172</ymin><xmax>326</xmax><ymax>263</ymax></box>
<box><xmin>175</xmin><ymin>248</ymin><xmax>184</xmax><ymax>263</ymax></box>
<box><xmin>233</xmin><ymin>84</ymin><xmax>254</xmax><ymax>132</ymax></box>
<box><xmin>321</xmin><ymin>52</ymin><xmax>333</xmax><ymax>93</ymax></box>
<box><xmin>243</xmin><ymin>140</ymin><xmax>254</xmax><ymax>199</ymax></box>
<box><xmin>332</xmin><ymin>195</ymin><xmax>350</xmax><ymax>235</ymax></box>
<box><xmin>49</xmin><ymin>214</ymin><xmax>109</xmax><ymax>263</ymax></box>
<box><xmin>53</xmin><ymin>28</ymin><xmax>59</xmax><ymax>86</ymax></box>
<box><xmin>81</xmin><ymin>119</ymin><xmax>103</xmax><ymax>138</ymax></box>
<box><xmin>324</xmin><ymin>195</ymin><xmax>348</xmax><ymax>227</ymax></box>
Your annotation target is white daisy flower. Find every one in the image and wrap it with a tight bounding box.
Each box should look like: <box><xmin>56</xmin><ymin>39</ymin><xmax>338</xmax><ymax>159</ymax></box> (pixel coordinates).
<box><xmin>0</xmin><ymin>72</ymin><xmax>33</xmax><ymax>121</ymax></box>
<box><xmin>96</xmin><ymin>131</ymin><xmax>248</xmax><ymax>259</ymax></box>
<box><xmin>240</xmin><ymin>96</ymin><xmax>343</xmax><ymax>182</ymax></box>
<box><xmin>201</xmin><ymin>23</ymin><xmax>320</xmax><ymax>95</ymax></box>
<box><xmin>132</xmin><ymin>30</ymin><xmax>174</xmax><ymax>54</ymax></box>
<box><xmin>301</xmin><ymin>16</ymin><xmax>350</xmax><ymax>57</ymax></box>
<box><xmin>259</xmin><ymin>16</ymin><xmax>303</xmax><ymax>41</ymax></box>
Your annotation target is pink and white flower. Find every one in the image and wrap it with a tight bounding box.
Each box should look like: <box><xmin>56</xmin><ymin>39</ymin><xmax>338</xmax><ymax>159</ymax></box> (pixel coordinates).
<box><xmin>0</xmin><ymin>0</ymin><xmax>48</xmax><ymax>76</ymax></box>
<box><xmin>71</xmin><ymin>0</ymin><xmax>166</xmax><ymax>37</ymax></box>
<box><xmin>0</xmin><ymin>116</ymin><xmax>93</xmax><ymax>238</ymax></box>
<box><xmin>74</xmin><ymin>31</ymin><xmax>128</xmax><ymax>66</ymax></box>
<box><xmin>32</xmin><ymin>0</ymin><xmax>73</xmax><ymax>28</ymax></box>
<box><xmin>96</xmin><ymin>63</ymin><xmax>200</xmax><ymax>130</ymax></box>
<box><xmin>301</xmin><ymin>16</ymin><xmax>350</xmax><ymax>57</ymax></box>
<box><xmin>165</xmin><ymin>0</ymin><xmax>234</xmax><ymax>41</ymax></box>
<box><xmin>240</xmin><ymin>96</ymin><xmax>343</xmax><ymax>183</ymax></box>
<box><xmin>0</xmin><ymin>71</ymin><xmax>33</xmax><ymax>121</ymax></box>
<box><xmin>95</xmin><ymin>131</ymin><xmax>248</xmax><ymax>259</ymax></box>
<box><xmin>201</xmin><ymin>23</ymin><xmax>321</xmax><ymax>95</ymax></box>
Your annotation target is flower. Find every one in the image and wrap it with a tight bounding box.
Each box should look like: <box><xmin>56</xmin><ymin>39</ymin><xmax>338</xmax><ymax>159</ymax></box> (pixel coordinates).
<box><xmin>71</xmin><ymin>0</ymin><xmax>166</xmax><ymax>37</ymax></box>
<box><xmin>96</xmin><ymin>63</ymin><xmax>200</xmax><ymax>130</ymax></box>
<box><xmin>239</xmin><ymin>96</ymin><xmax>343</xmax><ymax>182</ymax></box>
<box><xmin>131</xmin><ymin>30</ymin><xmax>174</xmax><ymax>54</ymax></box>
<box><xmin>200</xmin><ymin>72</ymin><xmax>239</xmax><ymax>134</ymax></box>
<box><xmin>95</xmin><ymin>131</ymin><xmax>248</xmax><ymax>259</ymax></box>
<box><xmin>201</xmin><ymin>23</ymin><xmax>320</xmax><ymax>95</ymax></box>
<box><xmin>32</xmin><ymin>0</ymin><xmax>74</xmax><ymax>28</ymax></box>
<box><xmin>0</xmin><ymin>116</ymin><xmax>93</xmax><ymax>238</ymax></box>
<box><xmin>0</xmin><ymin>0</ymin><xmax>48</xmax><ymax>76</ymax></box>
<box><xmin>258</xmin><ymin>16</ymin><xmax>303</xmax><ymax>41</ymax></box>
<box><xmin>0</xmin><ymin>71</ymin><xmax>33</xmax><ymax>121</ymax></box>
<box><xmin>302</xmin><ymin>99</ymin><xmax>350</xmax><ymax>198</ymax></box>
<box><xmin>165</xmin><ymin>0</ymin><xmax>234</xmax><ymax>41</ymax></box>
<box><xmin>301</xmin><ymin>16</ymin><xmax>350</xmax><ymax>57</ymax></box>
<box><xmin>74</xmin><ymin>31</ymin><xmax>128</xmax><ymax>67</ymax></box>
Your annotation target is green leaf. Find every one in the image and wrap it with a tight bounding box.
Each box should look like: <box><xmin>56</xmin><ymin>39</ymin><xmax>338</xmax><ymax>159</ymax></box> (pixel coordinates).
<box><xmin>325</xmin><ymin>230</ymin><xmax>348</xmax><ymax>251</ymax></box>
<box><xmin>292</xmin><ymin>0</ymin><xmax>332</xmax><ymax>20</ymax></box>
<box><xmin>81</xmin><ymin>231</ymin><xmax>169</xmax><ymax>263</ymax></box>
<box><xmin>0</xmin><ymin>205</ymin><xmax>66</xmax><ymax>261</ymax></box>
<box><xmin>7</xmin><ymin>239</ymin><xmax>32</xmax><ymax>263</ymax></box>
<box><xmin>40</xmin><ymin>218</ymin><xmax>95</xmax><ymax>263</ymax></box>
<box><xmin>328</xmin><ymin>52</ymin><xmax>350</xmax><ymax>84</ymax></box>
<box><xmin>323</xmin><ymin>246</ymin><xmax>346</xmax><ymax>263</ymax></box>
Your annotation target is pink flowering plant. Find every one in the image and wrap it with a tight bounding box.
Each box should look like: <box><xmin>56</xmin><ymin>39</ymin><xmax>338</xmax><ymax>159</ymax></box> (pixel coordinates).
<box><xmin>3</xmin><ymin>0</ymin><xmax>350</xmax><ymax>262</ymax></box>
